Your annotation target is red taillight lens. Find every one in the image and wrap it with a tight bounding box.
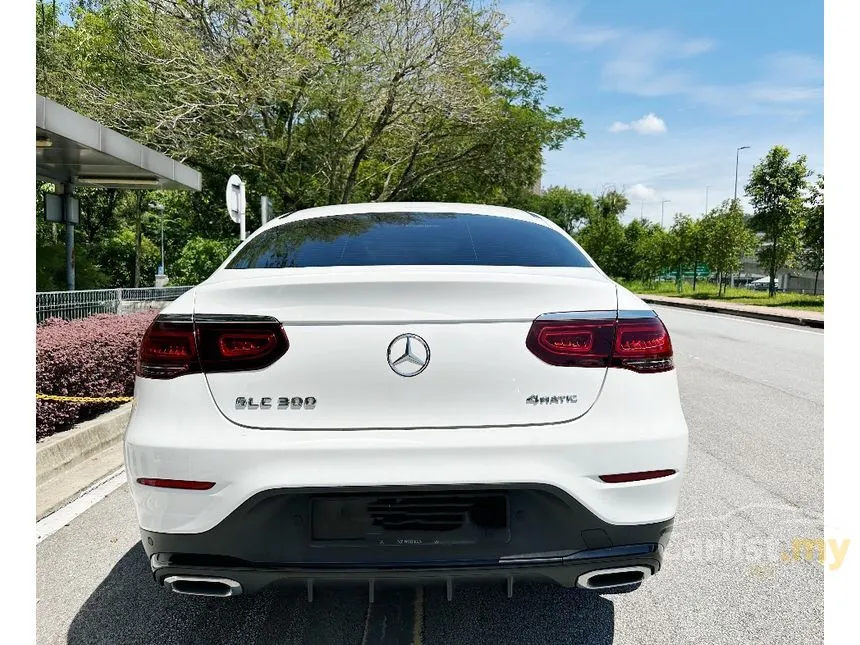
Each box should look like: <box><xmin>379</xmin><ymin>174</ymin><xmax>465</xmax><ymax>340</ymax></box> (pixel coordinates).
<box><xmin>612</xmin><ymin>318</ymin><xmax>673</xmax><ymax>373</ymax></box>
<box><xmin>196</xmin><ymin>320</ymin><xmax>288</xmax><ymax>373</ymax></box>
<box><xmin>526</xmin><ymin>320</ymin><xmax>615</xmax><ymax>367</ymax></box>
<box><xmin>138</xmin><ymin>321</ymin><xmax>199</xmax><ymax>379</ymax></box>
<box><xmin>137</xmin><ymin>316</ymin><xmax>288</xmax><ymax>379</ymax></box>
<box><xmin>217</xmin><ymin>331</ymin><xmax>279</xmax><ymax>359</ymax></box>
<box><xmin>526</xmin><ymin>313</ymin><xmax>673</xmax><ymax>373</ymax></box>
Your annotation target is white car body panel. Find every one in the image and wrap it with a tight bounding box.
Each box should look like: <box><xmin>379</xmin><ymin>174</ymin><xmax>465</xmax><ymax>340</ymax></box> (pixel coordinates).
<box><xmin>125</xmin><ymin>366</ymin><xmax>687</xmax><ymax>534</ymax></box>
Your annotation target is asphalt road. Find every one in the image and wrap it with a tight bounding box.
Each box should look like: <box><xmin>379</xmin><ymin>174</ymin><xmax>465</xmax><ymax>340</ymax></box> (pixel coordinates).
<box><xmin>36</xmin><ymin>306</ymin><xmax>824</xmax><ymax>645</ymax></box>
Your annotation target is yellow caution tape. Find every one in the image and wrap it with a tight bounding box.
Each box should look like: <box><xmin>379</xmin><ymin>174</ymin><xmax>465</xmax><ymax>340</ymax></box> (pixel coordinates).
<box><xmin>36</xmin><ymin>393</ymin><xmax>134</xmax><ymax>404</ymax></box>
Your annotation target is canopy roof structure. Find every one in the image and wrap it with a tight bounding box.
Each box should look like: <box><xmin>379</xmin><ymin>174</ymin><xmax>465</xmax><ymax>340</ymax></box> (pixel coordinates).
<box><xmin>36</xmin><ymin>95</ymin><xmax>201</xmax><ymax>191</ymax></box>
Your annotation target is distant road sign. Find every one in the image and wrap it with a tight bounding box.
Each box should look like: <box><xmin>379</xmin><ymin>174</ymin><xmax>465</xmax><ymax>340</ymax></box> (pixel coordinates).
<box><xmin>226</xmin><ymin>175</ymin><xmax>246</xmax><ymax>240</ymax></box>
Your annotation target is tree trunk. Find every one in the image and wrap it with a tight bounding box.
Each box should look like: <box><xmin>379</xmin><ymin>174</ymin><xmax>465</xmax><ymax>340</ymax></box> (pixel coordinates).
<box><xmin>769</xmin><ymin>232</ymin><xmax>778</xmax><ymax>298</ymax></box>
<box><xmin>692</xmin><ymin>246</ymin><xmax>698</xmax><ymax>291</ymax></box>
<box><xmin>813</xmin><ymin>270</ymin><xmax>819</xmax><ymax>296</ymax></box>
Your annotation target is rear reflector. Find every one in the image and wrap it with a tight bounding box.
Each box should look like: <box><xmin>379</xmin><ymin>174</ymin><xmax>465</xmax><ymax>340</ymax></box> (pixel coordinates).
<box><xmin>526</xmin><ymin>314</ymin><xmax>673</xmax><ymax>373</ymax></box>
<box><xmin>136</xmin><ymin>478</ymin><xmax>216</xmax><ymax>490</ymax></box>
<box><xmin>599</xmin><ymin>470</ymin><xmax>676</xmax><ymax>483</ymax></box>
<box><xmin>137</xmin><ymin>315</ymin><xmax>288</xmax><ymax>379</ymax></box>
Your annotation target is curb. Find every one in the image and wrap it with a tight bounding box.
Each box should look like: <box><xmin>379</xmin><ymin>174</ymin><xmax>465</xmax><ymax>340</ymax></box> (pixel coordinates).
<box><xmin>639</xmin><ymin>295</ymin><xmax>824</xmax><ymax>329</ymax></box>
<box><xmin>36</xmin><ymin>403</ymin><xmax>132</xmax><ymax>488</ymax></box>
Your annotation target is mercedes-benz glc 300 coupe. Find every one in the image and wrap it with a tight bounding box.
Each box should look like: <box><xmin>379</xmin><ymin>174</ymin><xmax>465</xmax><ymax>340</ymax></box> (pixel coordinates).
<box><xmin>125</xmin><ymin>202</ymin><xmax>688</xmax><ymax>599</ymax></box>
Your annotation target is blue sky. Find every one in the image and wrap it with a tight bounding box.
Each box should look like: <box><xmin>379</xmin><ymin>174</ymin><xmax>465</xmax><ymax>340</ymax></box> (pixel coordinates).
<box><xmin>499</xmin><ymin>0</ymin><xmax>823</xmax><ymax>224</ymax></box>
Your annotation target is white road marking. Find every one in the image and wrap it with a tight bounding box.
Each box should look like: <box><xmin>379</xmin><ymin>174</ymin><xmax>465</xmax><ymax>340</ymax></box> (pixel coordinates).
<box><xmin>654</xmin><ymin>307</ymin><xmax>824</xmax><ymax>335</ymax></box>
<box><xmin>36</xmin><ymin>468</ymin><xmax>127</xmax><ymax>545</ymax></box>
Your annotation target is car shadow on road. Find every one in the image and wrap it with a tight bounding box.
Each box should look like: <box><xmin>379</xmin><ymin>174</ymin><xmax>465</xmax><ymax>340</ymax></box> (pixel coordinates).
<box><xmin>67</xmin><ymin>543</ymin><xmax>616</xmax><ymax>645</ymax></box>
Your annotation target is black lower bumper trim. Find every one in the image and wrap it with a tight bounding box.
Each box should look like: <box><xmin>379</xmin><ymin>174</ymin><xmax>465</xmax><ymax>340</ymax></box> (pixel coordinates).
<box><xmin>152</xmin><ymin>548</ymin><xmax>663</xmax><ymax>596</ymax></box>
<box><xmin>141</xmin><ymin>483</ymin><xmax>673</xmax><ymax>595</ymax></box>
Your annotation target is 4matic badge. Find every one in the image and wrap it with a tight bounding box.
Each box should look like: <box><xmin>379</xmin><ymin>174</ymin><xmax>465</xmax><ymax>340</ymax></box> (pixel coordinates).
<box><xmin>526</xmin><ymin>394</ymin><xmax>578</xmax><ymax>405</ymax></box>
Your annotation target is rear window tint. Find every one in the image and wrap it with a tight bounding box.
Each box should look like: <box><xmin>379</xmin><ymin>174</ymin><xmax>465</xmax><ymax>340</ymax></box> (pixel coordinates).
<box><xmin>226</xmin><ymin>212</ymin><xmax>592</xmax><ymax>269</ymax></box>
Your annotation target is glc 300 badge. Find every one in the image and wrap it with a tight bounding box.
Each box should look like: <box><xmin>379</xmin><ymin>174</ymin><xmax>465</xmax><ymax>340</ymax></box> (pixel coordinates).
<box><xmin>526</xmin><ymin>394</ymin><xmax>578</xmax><ymax>405</ymax></box>
<box><xmin>235</xmin><ymin>396</ymin><xmax>317</xmax><ymax>410</ymax></box>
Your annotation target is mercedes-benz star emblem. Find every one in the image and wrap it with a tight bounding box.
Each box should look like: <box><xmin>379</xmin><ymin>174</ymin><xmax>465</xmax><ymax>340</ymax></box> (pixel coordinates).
<box><xmin>387</xmin><ymin>333</ymin><xmax>431</xmax><ymax>377</ymax></box>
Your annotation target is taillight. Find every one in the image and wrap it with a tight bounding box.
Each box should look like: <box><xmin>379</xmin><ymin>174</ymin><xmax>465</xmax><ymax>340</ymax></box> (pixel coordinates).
<box><xmin>137</xmin><ymin>315</ymin><xmax>288</xmax><ymax>379</ymax></box>
<box><xmin>195</xmin><ymin>318</ymin><xmax>288</xmax><ymax>373</ymax></box>
<box><xmin>526</xmin><ymin>320</ymin><xmax>615</xmax><ymax>367</ymax></box>
<box><xmin>612</xmin><ymin>317</ymin><xmax>673</xmax><ymax>373</ymax></box>
<box><xmin>526</xmin><ymin>312</ymin><xmax>673</xmax><ymax>373</ymax></box>
<box><xmin>137</xmin><ymin>320</ymin><xmax>198</xmax><ymax>379</ymax></box>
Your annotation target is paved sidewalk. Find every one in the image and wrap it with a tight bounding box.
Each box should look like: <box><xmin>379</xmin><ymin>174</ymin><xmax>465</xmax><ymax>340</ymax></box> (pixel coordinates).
<box><xmin>639</xmin><ymin>294</ymin><xmax>824</xmax><ymax>328</ymax></box>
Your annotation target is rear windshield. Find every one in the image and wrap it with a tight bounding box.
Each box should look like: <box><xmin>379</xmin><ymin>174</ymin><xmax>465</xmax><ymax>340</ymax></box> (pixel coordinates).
<box><xmin>226</xmin><ymin>212</ymin><xmax>592</xmax><ymax>269</ymax></box>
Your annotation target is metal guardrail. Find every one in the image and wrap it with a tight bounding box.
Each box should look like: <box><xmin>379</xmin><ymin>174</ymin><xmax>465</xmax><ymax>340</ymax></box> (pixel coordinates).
<box><xmin>36</xmin><ymin>286</ymin><xmax>193</xmax><ymax>323</ymax></box>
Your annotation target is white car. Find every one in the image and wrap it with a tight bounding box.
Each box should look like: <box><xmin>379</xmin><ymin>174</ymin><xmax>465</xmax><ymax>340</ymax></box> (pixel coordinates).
<box><xmin>125</xmin><ymin>202</ymin><xmax>688</xmax><ymax>599</ymax></box>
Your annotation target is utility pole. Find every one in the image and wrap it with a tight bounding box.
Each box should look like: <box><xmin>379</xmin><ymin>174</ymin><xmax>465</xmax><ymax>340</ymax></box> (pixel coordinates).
<box><xmin>705</xmin><ymin>186</ymin><xmax>710</xmax><ymax>216</ymax></box>
<box><xmin>734</xmin><ymin>146</ymin><xmax>750</xmax><ymax>202</ymax></box>
<box><xmin>732</xmin><ymin>146</ymin><xmax>750</xmax><ymax>288</ymax></box>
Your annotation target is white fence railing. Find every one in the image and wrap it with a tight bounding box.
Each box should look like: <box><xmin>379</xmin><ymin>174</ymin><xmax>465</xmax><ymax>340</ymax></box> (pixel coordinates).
<box><xmin>36</xmin><ymin>286</ymin><xmax>193</xmax><ymax>323</ymax></box>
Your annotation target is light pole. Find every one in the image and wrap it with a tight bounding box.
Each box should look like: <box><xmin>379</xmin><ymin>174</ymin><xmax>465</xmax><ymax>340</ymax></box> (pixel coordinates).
<box><xmin>149</xmin><ymin>202</ymin><xmax>166</xmax><ymax>275</ymax></box>
<box><xmin>661</xmin><ymin>199</ymin><xmax>671</xmax><ymax>227</ymax></box>
<box><xmin>705</xmin><ymin>186</ymin><xmax>710</xmax><ymax>216</ymax></box>
<box><xmin>734</xmin><ymin>146</ymin><xmax>750</xmax><ymax>202</ymax></box>
<box><xmin>732</xmin><ymin>147</ymin><xmax>750</xmax><ymax>288</ymax></box>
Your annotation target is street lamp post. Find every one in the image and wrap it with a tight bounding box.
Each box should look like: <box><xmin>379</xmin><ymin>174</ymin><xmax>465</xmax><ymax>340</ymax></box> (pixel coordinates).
<box><xmin>734</xmin><ymin>146</ymin><xmax>750</xmax><ymax>202</ymax></box>
<box><xmin>732</xmin><ymin>146</ymin><xmax>750</xmax><ymax>288</ymax></box>
<box><xmin>149</xmin><ymin>202</ymin><xmax>166</xmax><ymax>275</ymax></box>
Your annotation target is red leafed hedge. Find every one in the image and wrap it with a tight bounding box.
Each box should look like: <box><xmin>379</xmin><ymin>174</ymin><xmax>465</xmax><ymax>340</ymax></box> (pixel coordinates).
<box><xmin>36</xmin><ymin>311</ymin><xmax>158</xmax><ymax>440</ymax></box>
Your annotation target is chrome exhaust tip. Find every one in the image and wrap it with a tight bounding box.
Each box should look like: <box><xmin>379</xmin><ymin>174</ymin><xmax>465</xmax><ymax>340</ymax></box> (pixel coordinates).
<box><xmin>576</xmin><ymin>566</ymin><xmax>651</xmax><ymax>590</ymax></box>
<box><xmin>163</xmin><ymin>575</ymin><xmax>243</xmax><ymax>597</ymax></box>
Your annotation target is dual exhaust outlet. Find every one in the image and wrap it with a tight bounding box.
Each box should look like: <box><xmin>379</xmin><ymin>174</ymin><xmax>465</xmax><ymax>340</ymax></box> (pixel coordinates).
<box><xmin>162</xmin><ymin>565</ymin><xmax>650</xmax><ymax>597</ymax></box>
<box><xmin>575</xmin><ymin>565</ymin><xmax>652</xmax><ymax>590</ymax></box>
<box><xmin>164</xmin><ymin>575</ymin><xmax>243</xmax><ymax>597</ymax></box>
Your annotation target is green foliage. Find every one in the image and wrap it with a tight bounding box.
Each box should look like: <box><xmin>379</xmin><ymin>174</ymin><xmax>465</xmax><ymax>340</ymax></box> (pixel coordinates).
<box><xmin>96</xmin><ymin>227</ymin><xmax>160</xmax><ymax>288</ymax></box>
<box><xmin>699</xmin><ymin>200</ymin><xmax>757</xmax><ymax>295</ymax></box>
<box><xmin>528</xmin><ymin>187</ymin><xmax>595</xmax><ymax>234</ymax></box>
<box><xmin>745</xmin><ymin>145</ymin><xmax>812</xmax><ymax>296</ymax></box>
<box><xmin>35</xmin><ymin>0</ymin><xmax>587</xmax><ymax>289</ymax></box>
<box><xmin>800</xmin><ymin>174</ymin><xmax>824</xmax><ymax>293</ymax></box>
<box><xmin>171</xmin><ymin>237</ymin><xmax>237</xmax><ymax>285</ymax></box>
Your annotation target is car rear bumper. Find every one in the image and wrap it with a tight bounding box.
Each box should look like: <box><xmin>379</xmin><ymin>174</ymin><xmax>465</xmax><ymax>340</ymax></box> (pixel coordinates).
<box><xmin>125</xmin><ymin>368</ymin><xmax>689</xmax><ymax>535</ymax></box>
<box><xmin>144</xmin><ymin>484</ymin><xmax>673</xmax><ymax>595</ymax></box>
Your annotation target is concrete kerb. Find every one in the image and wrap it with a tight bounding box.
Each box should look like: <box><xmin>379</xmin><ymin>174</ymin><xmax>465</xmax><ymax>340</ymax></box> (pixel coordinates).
<box><xmin>36</xmin><ymin>403</ymin><xmax>131</xmax><ymax>488</ymax></box>
<box><xmin>639</xmin><ymin>295</ymin><xmax>824</xmax><ymax>329</ymax></box>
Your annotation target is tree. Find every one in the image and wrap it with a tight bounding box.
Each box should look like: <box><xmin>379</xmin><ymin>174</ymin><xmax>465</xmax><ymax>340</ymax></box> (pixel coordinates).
<box><xmin>574</xmin><ymin>189</ymin><xmax>629</xmax><ymax>276</ymax></box>
<box><xmin>800</xmin><ymin>174</ymin><xmax>824</xmax><ymax>295</ymax></box>
<box><xmin>97</xmin><ymin>227</ymin><xmax>160</xmax><ymax>288</ymax></box>
<box><xmin>171</xmin><ymin>237</ymin><xmax>237</xmax><ymax>285</ymax></box>
<box><xmin>666</xmin><ymin>214</ymin><xmax>697</xmax><ymax>293</ymax></box>
<box><xmin>699</xmin><ymin>200</ymin><xmax>757</xmax><ymax>296</ymax></box>
<box><xmin>633</xmin><ymin>224</ymin><xmax>671</xmax><ymax>284</ymax></box>
<box><xmin>745</xmin><ymin>146</ymin><xmax>812</xmax><ymax>296</ymax></box>
<box><xmin>528</xmin><ymin>187</ymin><xmax>595</xmax><ymax>234</ymax></box>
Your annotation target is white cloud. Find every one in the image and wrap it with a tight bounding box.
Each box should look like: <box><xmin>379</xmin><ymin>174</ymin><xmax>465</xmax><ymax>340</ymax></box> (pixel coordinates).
<box><xmin>625</xmin><ymin>184</ymin><xmax>661</xmax><ymax>203</ymax></box>
<box><xmin>609</xmin><ymin>113</ymin><xmax>667</xmax><ymax>135</ymax></box>
<box><xmin>501</xmin><ymin>1</ymin><xmax>620</xmax><ymax>48</ymax></box>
